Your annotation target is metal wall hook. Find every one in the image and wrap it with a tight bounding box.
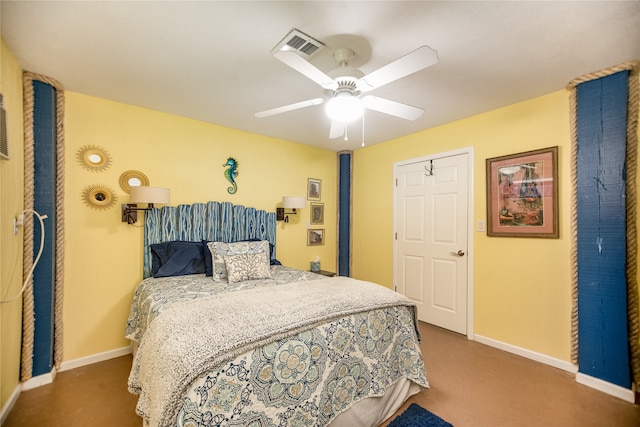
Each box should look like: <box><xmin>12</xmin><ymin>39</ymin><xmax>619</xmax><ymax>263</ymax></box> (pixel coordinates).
<box><xmin>425</xmin><ymin>160</ymin><xmax>434</xmax><ymax>176</ymax></box>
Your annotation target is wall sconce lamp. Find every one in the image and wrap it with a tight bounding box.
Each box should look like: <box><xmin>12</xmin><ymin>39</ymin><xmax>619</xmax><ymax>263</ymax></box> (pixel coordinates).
<box><xmin>121</xmin><ymin>186</ymin><xmax>170</xmax><ymax>224</ymax></box>
<box><xmin>276</xmin><ymin>196</ymin><xmax>305</xmax><ymax>222</ymax></box>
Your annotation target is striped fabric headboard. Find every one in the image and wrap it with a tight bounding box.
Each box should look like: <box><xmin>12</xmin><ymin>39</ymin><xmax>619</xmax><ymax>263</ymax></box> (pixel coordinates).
<box><xmin>142</xmin><ymin>201</ymin><xmax>276</xmax><ymax>278</ymax></box>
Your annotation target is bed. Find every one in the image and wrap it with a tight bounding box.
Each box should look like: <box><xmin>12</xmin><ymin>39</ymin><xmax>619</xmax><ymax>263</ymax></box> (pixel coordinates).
<box><xmin>125</xmin><ymin>201</ymin><xmax>429</xmax><ymax>427</ymax></box>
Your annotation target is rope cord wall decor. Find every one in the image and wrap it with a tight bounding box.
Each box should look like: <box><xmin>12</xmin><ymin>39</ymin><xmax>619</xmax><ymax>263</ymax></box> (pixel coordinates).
<box><xmin>22</xmin><ymin>71</ymin><xmax>65</xmax><ymax>381</ymax></box>
<box><xmin>566</xmin><ymin>60</ymin><xmax>639</xmax><ymax>391</ymax></box>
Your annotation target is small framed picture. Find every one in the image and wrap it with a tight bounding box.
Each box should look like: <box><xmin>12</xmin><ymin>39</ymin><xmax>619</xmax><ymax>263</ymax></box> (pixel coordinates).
<box><xmin>307</xmin><ymin>178</ymin><xmax>321</xmax><ymax>201</ymax></box>
<box><xmin>307</xmin><ymin>229</ymin><xmax>324</xmax><ymax>246</ymax></box>
<box><xmin>310</xmin><ymin>202</ymin><xmax>324</xmax><ymax>225</ymax></box>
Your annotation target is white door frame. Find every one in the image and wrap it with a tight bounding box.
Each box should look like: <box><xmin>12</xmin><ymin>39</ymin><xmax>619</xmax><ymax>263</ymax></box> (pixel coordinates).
<box><xmin>393</xmin><ymin>146</ymin><xmax>475</xmax><ymax>340</ymax></box>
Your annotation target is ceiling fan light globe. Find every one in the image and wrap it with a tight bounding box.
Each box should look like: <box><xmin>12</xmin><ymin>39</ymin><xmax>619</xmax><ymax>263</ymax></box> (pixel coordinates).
<box><xmin>325</xmin><ymin>95</ymin><xmax>364</xmax><ymax>123</ymax></box>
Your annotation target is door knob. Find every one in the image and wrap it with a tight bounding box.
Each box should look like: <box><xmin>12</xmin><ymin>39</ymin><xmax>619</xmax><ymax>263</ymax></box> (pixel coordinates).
<box><xmin>450</xmin><ymin>250</ymin><xmax>465</xmax><ymax>257</ymax></box>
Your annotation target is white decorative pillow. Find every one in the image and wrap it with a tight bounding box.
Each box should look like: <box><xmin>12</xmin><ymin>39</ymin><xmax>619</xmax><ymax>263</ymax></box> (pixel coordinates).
<box><xmin>207</xmin><ymin>240</ymin><xmax>269</xmax><ymax>282</ymax></box>
<box><xmin>224</xmin><ymin>252</ymin><xmax>271</xmax><ymax>284</ymax></box>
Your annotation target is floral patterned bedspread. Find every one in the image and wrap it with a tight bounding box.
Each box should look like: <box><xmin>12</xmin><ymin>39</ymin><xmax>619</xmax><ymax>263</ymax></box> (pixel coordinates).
<box><xmin>126</xmin><ymin>266</ymin><xmax>323</xmax><ymax>344</ymax></box>
<box><xmin>174</xmin><ymin>305</ymin><xmax>427</xmax><ymax>427</ymax></box>
<box><xmin>126</xmin><ymin>268</ymin><xmax>429</xmax><ymax>427</ymax></box>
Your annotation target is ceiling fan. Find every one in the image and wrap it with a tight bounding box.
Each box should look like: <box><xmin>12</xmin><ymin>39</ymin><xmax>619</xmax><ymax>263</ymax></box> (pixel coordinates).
<box><xmin>255</xmin><ymin>45</ymin><xmax>438</xmax><ymax>139</ymax></box>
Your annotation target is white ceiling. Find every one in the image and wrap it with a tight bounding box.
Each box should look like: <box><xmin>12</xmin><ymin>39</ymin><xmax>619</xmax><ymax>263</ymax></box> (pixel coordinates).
<box><xmin>2</xmin><ymin>1</ymin><xmax>639</xmax><ymax>151</ymax></box>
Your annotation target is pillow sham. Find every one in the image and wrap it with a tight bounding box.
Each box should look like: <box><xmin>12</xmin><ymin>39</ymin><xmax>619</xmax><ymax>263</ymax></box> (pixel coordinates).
<box><xmin>203</xmin><ymin>238</ymin><xmax>278</xmax><ymax>276</ymax></box>
<box><xmin>151</xmin><ymin>241</ymin><xmax>177</xmax><ymax>275</ymax></box>
<box><xmin>150</xmin><ymin>241</ymin><xmax>205</xmax><ymax>278</ymax></box>
<box><xmin>224</xmin><ymin>252</ymin><xmax>271</xmax><ymax>283</ymax></box>
<box><xmin>207</xmin><ymin>240</ymin><xmax>269</xmax><ymax>282</ymax></box>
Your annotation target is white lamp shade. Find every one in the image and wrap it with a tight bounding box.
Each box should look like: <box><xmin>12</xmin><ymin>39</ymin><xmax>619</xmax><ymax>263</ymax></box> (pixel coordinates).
<box><xmin>282</xmin><ymin>196</ymin><xmax>306</xmax><ymax>209</ymax></box>
<box><xmin>325</xmin><ymin>94</ymin><xmax>364</xmax><ymax>123</ymax></box>
<box><xmin>130</xmin><ymin>186</ymin><xmax>170</xmax><ymax>204</ymax></box>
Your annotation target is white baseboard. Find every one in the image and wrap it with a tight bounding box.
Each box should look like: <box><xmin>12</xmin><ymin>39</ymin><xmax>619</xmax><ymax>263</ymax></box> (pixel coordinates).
<box><xmin>0</xmin><ymin>346</ymin><xmax>133</xmax><ymax>421</ymax></box>
<box><xmin>475</xmin><ymin>334</ymin><xmax>636</xmax><ymax>403</ymax></box>
<box><xmin>474</xmin><ymin>334</ymin><xmax>578</xmax><ymax>373</ymax></box>
<box><xmin>0</xmin><ymin>384</ymin><xmax>22</xmax><ymax>425</ymax></box>
<box><xmin>59</xmin><ymin>346</ymin><xmax>131</xmax><ymax>372</ymax></box>
<box><xmin>21</xmin><ymin>367</ymin><xmax>57</xmax><ymax>391</ymax></box>
<box><xmin>576</xmin><ymin>373</ymin><xmax>635</xmax><ymax>403</ymax></box>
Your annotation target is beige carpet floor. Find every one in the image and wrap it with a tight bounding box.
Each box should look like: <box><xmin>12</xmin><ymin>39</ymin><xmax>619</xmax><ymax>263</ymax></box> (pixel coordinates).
<box><xmin>4</xmin><ymin>322</ymin><xmax>639</xmax><ymax>426</ymax></box>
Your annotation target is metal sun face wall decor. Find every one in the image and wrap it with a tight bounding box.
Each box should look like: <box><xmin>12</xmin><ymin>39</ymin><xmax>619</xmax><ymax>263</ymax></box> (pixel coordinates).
<box><xmin>76</xmin><ymin>145</ymin><xmax>112</xmax><ymax>172</ymax></box>
<box><xmin>82</xmin><ymin>184</ymin><xmax>117</xmax><ymax>210</ymax></box>
<box><xmin>77</xmin><ymin>145</ymin><xmax>117</xmax><ymax>210</ymax></box>
<box><xmin>76</xmin><ymin>145</ymin><xmax>153</xmax><ymax>212</ymax></box>
<box><xmin>119</xmin><ymin>170</ymin><xmax>149</xmax><ymax>193</ymax></box>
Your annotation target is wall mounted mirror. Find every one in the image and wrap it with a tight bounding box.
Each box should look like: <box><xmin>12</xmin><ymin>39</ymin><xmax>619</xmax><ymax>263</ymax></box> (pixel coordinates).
<box><xmin>119</xmin><ymin>170</ymin><xmax>149</xmax><ymax>193</ymax></box>
<box><xmin>76</xmin><ymin>145</ymin><xmax>112</xmax><ymax>172</ymax></box>
<box><xmin>82</xmin><ymin>184</ymin><xmax>117</xmax><ymax>210</ymax></box>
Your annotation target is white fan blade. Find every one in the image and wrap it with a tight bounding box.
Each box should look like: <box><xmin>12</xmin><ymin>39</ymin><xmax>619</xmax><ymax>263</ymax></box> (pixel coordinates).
<box><xmin>357</xmin><ymin>45</ymin><xmax>438</xmax><ymax>92</ymax></box>
<box><xmin>361</xmin><ymin>96</ymin><xmax>424</xmax><ymax>120</ymax></box>
<box><xmin>329</xmin><ymin>120</ymin><xmax>346</xmax><ymax>139</ymax></box>
<box><xmin>274</xmin><ymin>51</ymin><xmax>338</xmax><ymax>90</ymax></box>
<box><xmin>255</xmin><ymin>98</ymin><xmax>324</xmax><ymax>118</ymax></box>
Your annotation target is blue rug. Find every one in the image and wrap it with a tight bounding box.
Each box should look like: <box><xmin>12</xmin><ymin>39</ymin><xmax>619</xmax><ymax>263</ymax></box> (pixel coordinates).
<box><xmin>389</xmin><ymin>403</ymin><xmax>453</xmax><ymax>427</ymax></box>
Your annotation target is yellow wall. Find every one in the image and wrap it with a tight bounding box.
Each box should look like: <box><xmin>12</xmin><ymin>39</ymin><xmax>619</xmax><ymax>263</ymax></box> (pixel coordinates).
<box><xmin>353</xmin><ymin>84</ymin><xmax>640</xmax><ymax>363</ymax></box>
<box><xmin>353</xmin><ymin>91</ymin><xmax>575</xmax><ymax>361</ymax></box>
<box><xmin>0</xmin><ymin>39</ymin><xmax>25</xmax><ymax>410</ymax></box>
<box><xmin>63</xmin><ymin>92</ymin><xmax>337</xmax><ymax>360</ymax></box>
<box><xmin>2</xmin><ymin>31</ymin><xmax>638</xmax><ymax>413</ymax></box>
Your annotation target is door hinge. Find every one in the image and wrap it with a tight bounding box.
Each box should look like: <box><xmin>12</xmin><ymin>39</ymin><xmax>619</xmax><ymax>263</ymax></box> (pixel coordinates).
<box><xmin>395</xmin><ymin>232</ymin><xmax>397</xmax><ymax>240</ymax></box>
<box><xmin>395</xmin><ymin>178</ymin><xmax>398</xmax><ymax>187</ymax></box>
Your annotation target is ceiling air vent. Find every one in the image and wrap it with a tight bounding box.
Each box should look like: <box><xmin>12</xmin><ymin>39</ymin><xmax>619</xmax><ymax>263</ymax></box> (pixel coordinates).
<box><xmin>0</xmin><ymin>93</ymin><xmax>8</xmax><ymax>160</ymax></box>
<box><xmin>270</xmin><ymin>28</ymin><xmax>325</xmax><ymax>59</ymax></box>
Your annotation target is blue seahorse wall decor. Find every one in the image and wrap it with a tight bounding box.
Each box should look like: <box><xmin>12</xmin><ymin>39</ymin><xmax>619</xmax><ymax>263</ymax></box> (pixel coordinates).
<box><xmin>223</xmin><ymin>157</ymin><xmax>239</xmax><ymax>194</ymax></box>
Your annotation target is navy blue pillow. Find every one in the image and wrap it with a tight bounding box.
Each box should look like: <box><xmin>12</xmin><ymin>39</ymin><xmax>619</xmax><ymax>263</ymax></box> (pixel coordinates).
<box><xmin>151</xmin><ymin>241</ymin><xmax>183</xmax><ymax>274</ymax></box>
<box><xmin>150</xmin><ymin>246</ymin><xmax>166</xmax><ymax>277</ymax></box>
<box><xmin>150</xmin><ymin>241</ymin><xmax>205</xmax><ymax>278</ymax></box>
<box><xmin>202</xmin><ymin>239</ymin><xmax>278</xmax><ymax>276</ymax></box>
<box><xmin>202</xmin><ymin>240</ymin><xmax>214</xmax><ymax>276</ymax></box>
